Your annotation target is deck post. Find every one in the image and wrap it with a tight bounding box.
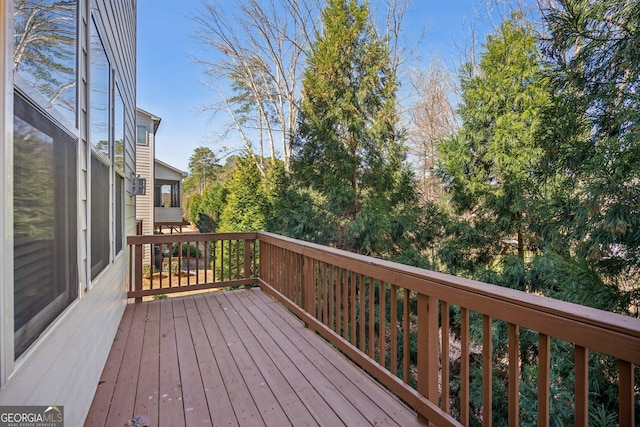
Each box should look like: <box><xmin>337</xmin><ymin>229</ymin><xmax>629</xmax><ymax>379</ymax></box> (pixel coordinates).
<box><xmin>303</xmin><ymin>256</ymin><xmax>315</xmax><ymax>328</ymax></box>
<box><xmin>417</xmin><ymin>294</ymin><xmax>440</xmax><ymax>424</ymax></box>
<box><xmin>134</xmin><ymin>243</ymin><xmax>143</xmax><ymax>303</ymax></box>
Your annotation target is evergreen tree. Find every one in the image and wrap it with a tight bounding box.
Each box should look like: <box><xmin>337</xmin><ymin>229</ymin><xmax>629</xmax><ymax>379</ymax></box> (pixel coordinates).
<box><xmin>540</xmin><ymin>0</ymin><xmax>640</xmax><ymax>285</ymax></box>
<box><xmin>186</xmin><ymin>146</ymin><xmax>219</xmax><ymax>195</ymax></box>
<box><xmin>288</xmin><ymin>0</ymin><xmax>419</xmax><ymax>257</ymax></box>
<box><xmin>218</xmin><ymin>156</ymin><xmax>269</xmax><ymax>232</ymax></box>
<box><xmin>436</xmin><ymin>14</ymin><xmax>551</xmax><ymax>276</ymax></box>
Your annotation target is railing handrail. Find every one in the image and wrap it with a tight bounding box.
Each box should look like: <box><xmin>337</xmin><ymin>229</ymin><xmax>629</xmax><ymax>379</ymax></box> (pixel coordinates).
<box><xmin>127</xmin><ymin>231</ymin><xmax>259</xmax><ymax>245</ymax></box>
<box><xmin>257</xmin><ymin>232</ymin><xmax>640</xmax><ymax>358</ymax></box>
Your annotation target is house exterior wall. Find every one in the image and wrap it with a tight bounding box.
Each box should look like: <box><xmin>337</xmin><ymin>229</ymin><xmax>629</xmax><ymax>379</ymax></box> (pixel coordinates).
<box><xmin>135</xmin><ymin>110</ymin><xmax>155</xmax><ymax>237</ymax></box>
<box><xmin>155</xmin><ymin>207</ymin><xmax>184</xmax><ymax>224</ymax></box>
<box><xmin>0</xmin><ymin>1</ymin><xmax>136</xmax><ymax>425</ymax></box>
<box><xmin>155</xmin><ymin>160</ymin><xmax>184</xmax><ymax>182</ymax></box>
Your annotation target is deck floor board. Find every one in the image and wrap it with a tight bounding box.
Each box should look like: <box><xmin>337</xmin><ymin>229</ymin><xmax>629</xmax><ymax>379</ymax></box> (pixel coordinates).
<box><xmin>85</xmin><ymin>288</ymin><xmax>422</xmax><ymax>426</ymax></box>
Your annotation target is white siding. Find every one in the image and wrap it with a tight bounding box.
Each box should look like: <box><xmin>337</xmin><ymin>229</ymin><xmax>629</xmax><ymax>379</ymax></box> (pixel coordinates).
<box><xmin>0</xmin><ymin>0</ymin><xmax>137</xmax><ymax>424</ymax></box>
<box><xmin>155</xmin><ymin>161</ymin><xmax>185</xmax><ymax>181</ymax></box>
<box><xmin>0</xmin><ymin>260</ymin><xmax>126</xmax><ymax>427</ymax></box>
<box><xmin>135</xmin><ymin>111</ymin><xmax>155</xmax><ymax>237</ymax></box>
<box><xmin>155</xmin><ymin>207</ymin><xmax>184</xmax><ymax>224</ymax></box>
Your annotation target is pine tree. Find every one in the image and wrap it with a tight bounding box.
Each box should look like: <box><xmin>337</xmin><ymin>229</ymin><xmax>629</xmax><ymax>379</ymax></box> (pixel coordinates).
<box><xmin>540</xmin><ymin>0</ymin><xmax>640</xmax><ymax>283</ymax></box>
<box><xmin>288</xmin><ymin>0</ymin><xmax>418</xmax><ymax>257</ymax></box>
<box><xmin>436</xmin><ymin>14</ymin><xmax>551</xmax><ymax>274</ymax></box>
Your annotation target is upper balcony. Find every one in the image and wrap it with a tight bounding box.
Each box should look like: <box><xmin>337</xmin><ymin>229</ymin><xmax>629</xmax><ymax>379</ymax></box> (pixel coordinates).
<box><xmin>86</xmin><ymin>232</ymin><xmax>640</xmax><ymax>426</ymax></box>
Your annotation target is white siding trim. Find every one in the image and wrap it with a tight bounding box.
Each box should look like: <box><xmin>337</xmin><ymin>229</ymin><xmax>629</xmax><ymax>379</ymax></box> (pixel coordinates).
<box><xmin>0</xmin><ymin>0</ymin><xmax>15</xmax><ymax>386</ymax></box>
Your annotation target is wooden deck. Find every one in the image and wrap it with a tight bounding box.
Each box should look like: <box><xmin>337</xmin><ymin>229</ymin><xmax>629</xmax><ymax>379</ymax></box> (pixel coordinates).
<box><xmin>85</xmin><ymin>288</ymin><xmax>423</xmax><ymax>426</ymax></box>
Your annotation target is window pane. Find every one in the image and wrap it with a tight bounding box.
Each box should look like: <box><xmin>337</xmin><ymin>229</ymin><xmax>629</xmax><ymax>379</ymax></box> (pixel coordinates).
<box><xmin>91</xmin><ymin>154</ymin><xmax>110</xmax><ymax>279</ymax></box>
<box><xmin>90</xmin><ymin>18</ymin><xmax>111</xmax><ymax>279</ymax></box>
<box><xmin>89</xmin><ymin>18</ymin><xmax>110</xmax><ymax>161</ymax></box>
<box><xmin>13</xmin><ymin>93</ymin><xmax>78</xmax><ymax>358</ymax></box>
<box><xmin>137</xmin><ymin>125</ymin><xmax>147</xmax><ymax>145</ymax></box>
<box><xmin>114</xmin><ymin>86</ymin><xmax>124</xmax><ymax>173</ymax></box>
<box><xmin>115</xmin><ymin>174</ymin><xmax>124</xmax><ymax>254</ymax></box>
<box><xmin>154</xmin><ymin>184</ymin><xmax>179</xmax><ymax>207</ymax></box>
<box><xmin>14</xmin><ymin>0</ymin><xmax>77</xmax><ymax>126</ymax></box>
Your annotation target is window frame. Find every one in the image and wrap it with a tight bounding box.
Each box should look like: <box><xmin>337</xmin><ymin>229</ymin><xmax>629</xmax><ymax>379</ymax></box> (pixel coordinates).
<box><xmin>7</xmin><ymin>0</ymin><xmax>81</xmax><ymax>369</ymax></box>
<box><xmin>136</xmin><ymin>124</ymin><xmax>148</xmax><ymax>145</ymax></box>
<box><xmin>89</xmin><ymin>16</ymin><xmax>112</xmax><ymax>281</ymax></box>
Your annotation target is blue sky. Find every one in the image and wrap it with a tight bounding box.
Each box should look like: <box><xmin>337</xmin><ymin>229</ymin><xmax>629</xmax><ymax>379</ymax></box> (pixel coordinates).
<box><xmin>136</xmin><ymin>0</ymin><xmax>504</xmax><ymax>173</ymax></box>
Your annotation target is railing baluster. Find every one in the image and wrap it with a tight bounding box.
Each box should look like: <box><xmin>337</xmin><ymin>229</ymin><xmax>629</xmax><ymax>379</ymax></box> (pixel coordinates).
<box><xmin>350</xmin><ymin>271</ymin><xmax>357</xmax><ymax>346</ymax></box>
<box><xmin>359</xmin><ymin>273</ymin><xmax>365</xmax><ymax>351</ymax></box>
<box><xmin>343</xmin><ymin>269</ymin><xmax>349</xmax><ymax>340</ymax></box>
<box><xmin>390</xmin><ymin>284</ymin><xmax>398</xmax><ymax>376</ymax></box>
<box><xmin>508</xmin><ymin>323</ymin><xmax>520</xmax><ymax>427</ymax></box>
<box><xmin>618</xmin><ymin>360</ymin><xmax>634</xmax><ymax>427</ymax></box>
<box><xmin>379</xmin><ymin>282</ymin><xmax>386</xmax><ymax>366</ymax></box>
<box><xmin>195</xmin><ymin>241</ymin><xmax>200</xmax><ymax>285</ymax></box>
<box><xmin>461</xmin><ymin>307</ymin><xmax>470</xmax><ymax>426</ymax></box>
<box><xmin>329</xmin><ymin>265</ymin><xmax>335</xmax><ymax>331</ymax></box>
<box><xmin>212</xmin><ymin>240</ymin><xmax>217</xmax><ymax>283</ymax></box>
<box><xmin>403</xmin><ymin>288</ymin><xmax>410</xmax><ymax>385</ymax></box>
<box><xmin>316</xmin><ymin>260</ymin><xmax>321</xmax><ymax>319</ymax></box>
<box><xmin>483</xmin><ymin>315</ymin><xmax>492</xmax><ymax>427</ymax></box>
<box><xmin>538</xmin><ymin>333</ymin><xmax>550</xmax><ymax>427</ymax></box>
<box><xmin>203</xmin><ymin>239</ymin><xmax>208</xmax><ymax>284</ymax></box>
<box><xmin>228</xmin><ymin>239</ymin><xmax>232</xmax><ymax>281</ymax></box>
<box><xmin>574</xmin><ymin>345</ymin><xmax>588</xmax><ymax>427</ymax></box>
<box><xmin>368</xmin><ymin>277</ymin><xmax>375</xmax><ymax>359</ymax></box>
<box><xmin>244</xmin><ymin>239</ymin><xmax>251</xmax><ymax>280</ymax></box>
<box><xmin>186</xmin><ymin>240</ymin><xmax>192</xmax><ymax>286</ymax></box>
<box><xmin>336</xmin><ymin>268</ymin><xmax>342</xmax><ymax>336</ymax></box>
<box><xmin>236</xmin><ymin>239</ymin><xmax>240</xmax><ymax>280</ymax></box>
<box><xmin>322</xmin><ymin>262</ymin><xmax>328</xmax><ymax>325</ymax></box>
<box><xmin>441</xmin><ymin>301</ymin><xmax>450</xmax><ymax>413</ymax></box>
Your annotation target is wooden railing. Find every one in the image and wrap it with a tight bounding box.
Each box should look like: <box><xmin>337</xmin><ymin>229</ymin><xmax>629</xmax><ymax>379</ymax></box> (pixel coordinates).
<box><xmin>127</xmin><ymin>232</ymin><xmax>259</xmax><ymax>302</ymax></box>
<box><xmin>128</xmin><ymin>232</ymin><xmax>640</xmax><ymax>426</ymax></box>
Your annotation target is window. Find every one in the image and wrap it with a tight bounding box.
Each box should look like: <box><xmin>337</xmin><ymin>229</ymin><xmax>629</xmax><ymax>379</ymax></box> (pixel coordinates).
<box><xmin>154</xmin><ymin>182</ymin><xmax>180</xmax><ymax>207</ymax></box>
<box><xmin>13</xmin><ymin>0</ymin><xmax>79</xmax><ymax>359</ymax></box>
<box><xmin>13</xmin><ymin>0</ymin><xmax>77</xmax><ymax>126</ymax></box>
<box><xmin>114</xmin><ymin>86</ymin><xmax>125</xmax><ymax>174</ymax></box>
<box><xmin>115</xmin><ymin>175</ymin><xmax>124</xmax><ymax>254</ymax></box>
<box><xmin>114</xmin><ymin>86</ymin><xmax>125</xmax><ymax>255</ymax></box>
<box><xmin>90</xmin><ymin>18</ymin><xmax>111</xmax><ymax>279</ymax></box>
<box><xmin>13</xmin><ymin>94</ymin><xmax>78</xmax><ymax>358</ymax></box>
<box><xmin>137</xmin><ymin>125</ymin><xmax>147</xmax><ymax>145</ymax></box>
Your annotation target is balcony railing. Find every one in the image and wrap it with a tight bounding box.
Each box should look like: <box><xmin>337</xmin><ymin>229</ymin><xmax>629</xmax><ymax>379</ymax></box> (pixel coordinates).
<box><xmin>128</xmin><ymin>232</ymin><xmax>640</xmax><ymax>426</ymax></box>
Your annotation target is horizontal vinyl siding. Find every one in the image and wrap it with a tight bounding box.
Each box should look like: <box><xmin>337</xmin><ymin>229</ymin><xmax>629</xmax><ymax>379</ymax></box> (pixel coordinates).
<box><xmin>0</xmin><ymin>257</ymin><xmax>126</xmax><ymax>427</ymax></box>
<box><xmin>0</xmin><ymin>1</ymin><xmax>136</xmax><ymax>425</ymax></box>
<box><xmin>155</xmin><ymin>207</ymin><xmax>183</xmax><ymax>224</ymax></box>
<box><xmin>135</xmin><ymin>140</ymin><xmax>153</xmax><ymax>236</ymax></box>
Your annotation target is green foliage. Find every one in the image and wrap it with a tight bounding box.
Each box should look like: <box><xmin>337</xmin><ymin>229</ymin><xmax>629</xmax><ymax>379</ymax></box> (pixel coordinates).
<box><xmin>539</xmin><ymin>0</ymin><xmax>640</xmax><ymax>280</ymax></box>
<box><xmin>142</xmin><ymin>264</ymin><xmax>157</xmax><ymax>279</ymax></box>
<box><xmin>288</xmin><ymin>0</ymin><xmax>423</xmax><ymax>259</ymax></box>
<box><xmin>188</xmin><ymin>146</ymin><xmax>220</xmax><ymax>193</ymax></box>
<box><xmin>218</xmin><ymin>156</ymin><xmax>270</xmax><ymax>232</ymax></box>
<box><xmin>172</xmin><ymin>243</ymin><xmax>202</xmax><ymax>258</ymax></box>
<box><xmin>437</xmin><ymin>14</ymin><xmax>551</xmax><ymax>270</ymax></box>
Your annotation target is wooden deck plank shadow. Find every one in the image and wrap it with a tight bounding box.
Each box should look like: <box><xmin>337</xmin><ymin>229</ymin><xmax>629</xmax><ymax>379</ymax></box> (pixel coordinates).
<box><xmin>85</xmin><ymin>288</ymin><xmax>423</xmax><ymax>427</ymax></box>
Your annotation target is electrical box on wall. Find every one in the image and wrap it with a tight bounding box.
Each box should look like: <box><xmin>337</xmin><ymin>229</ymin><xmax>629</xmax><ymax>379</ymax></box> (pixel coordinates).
<box><xmin>131</xmin><ymin>177</ymin><xmax>146</xmax><ymax>195</ymax></box>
